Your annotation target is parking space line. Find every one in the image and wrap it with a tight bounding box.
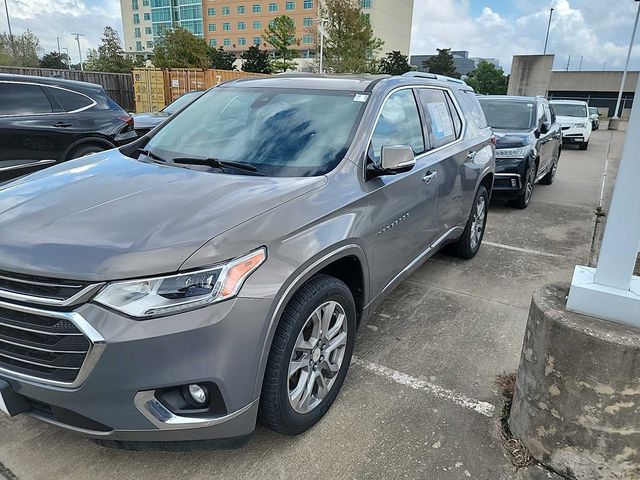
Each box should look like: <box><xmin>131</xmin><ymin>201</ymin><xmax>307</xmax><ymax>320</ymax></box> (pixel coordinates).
<box><xmin>352</xmin><ymin>357</ymin><xmax>496</xmax><ymax>417</ymax></box>
<box><xmin>482</xmin><ymin>241</ymin><xmax>565</xmax><ymax>259</ymax></box>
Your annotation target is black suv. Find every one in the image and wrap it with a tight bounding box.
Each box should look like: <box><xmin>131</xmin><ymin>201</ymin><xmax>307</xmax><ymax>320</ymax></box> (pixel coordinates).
<box><xmin>478</xmin><ymin>95</ymin><xmax>562</xmax><ymax>209</ymax></box>
<box><xmin>0</xmin><ymin>74</ymin><xmax>137</xmax><ymax>182</ymax></box>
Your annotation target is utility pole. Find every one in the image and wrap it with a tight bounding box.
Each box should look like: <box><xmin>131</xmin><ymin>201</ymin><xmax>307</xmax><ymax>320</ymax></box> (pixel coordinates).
<box><xmin>318</xmin><ymin>18</ymin><xmax>328</xmax><ymax>73</ymax></box>
<box><xmin>612</xmin><ymin>0</ymin><xmax>640</xmax><ymax>123</ymax></box>
<box><xmin>543</xmin><ymin>8</ymin><xmax>554</xmax><ymax>54</ymax></box>
<box><xmin>71</xmin><ymin>32</ymin><xmax>85</xmax><ymax>71</ymax></box>
<box><xmin>565</xmin><ymin>54</ymin><xmax>571</xmax><ymax>71</ymax></box>
<box><xmin>579</xmin><ymin>56</ymin><xmax>583</xmax><ymax>71</ymax></box>
<box><xmin>60</xmin><ymin>47</ymin><xmax>71</xmax><ymax>70</ymax></box>
<box><xmin>603</xmin><ymin>62</ymin><xmax>606</xmax><ymax>71</ymax></box>
<box><xmin>56</xmin><ymin>36</ymin><xmax>61</xmax><ymax>54</ymax></box>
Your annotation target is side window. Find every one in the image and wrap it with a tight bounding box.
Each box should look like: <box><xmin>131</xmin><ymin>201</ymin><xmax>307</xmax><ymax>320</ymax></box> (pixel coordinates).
<box><xmin>371</xmin><ymin>89</ymin><xmax>425</xmax><ymax>159</ymax></box>
<box><xmin>417</xmin><ymin>88</ymin><xmax>457</xmax><ymax>149</ymax></box>
<box><xmin>445</xmin><ymin>93</ymin><xmax>463</xmax><ymax>139</ymax></box>
<box><xmin>48</xmin><ymin>87</ymin><xmax>94</xmax><ymax>112</ymax></box>
<box><xmin>544</xmin><ymin>103</ymin><xmax>555</xmax><ymax>124</ymax></box>
<box><xmin>537</xmin><ymin>103</ymin><xmax>545</xmax><ymax>125</ymax></box>
<box><xmin>456</xmin><ymin>91</ymin><xmax>488</xmax><ymax>135</ymax></box>
<box><xmin>0</xmin><ymin>83</ymin><xmax>53</xmax><ymax>115</ymax></box>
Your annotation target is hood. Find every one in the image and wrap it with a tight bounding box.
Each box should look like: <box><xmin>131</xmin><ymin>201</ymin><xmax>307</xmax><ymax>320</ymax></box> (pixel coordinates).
<box><xmin>492</xmin><ymin>128</ymin><xmax>535</xmax><ymax>149</ymax></box>
<box><xmin>0</xmin><ymin>151</ymin><xmax>325</xmax><ymax>281</ymax></box>
<box><xmin>133</xmin><ymin>111</ymin><xmax>170</xmax><ymax>130</ymax></box>
<box><xmin>556</xmin><ymin>115</ymin><xmax>588</xmax><ymax>126</ymax></box>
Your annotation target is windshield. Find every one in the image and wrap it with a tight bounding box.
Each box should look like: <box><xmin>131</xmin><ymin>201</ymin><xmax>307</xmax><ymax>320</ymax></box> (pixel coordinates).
<box><xmin>162</xmin><ymin>91</ymin><xmax>203</xmax><ymax>114</ymax></box>
<box><xmin>145</xmin><ymin>87</ymin><xmax>367</xmax><ymax>177</ymax></box>
<box><xmin>478</xmin><ymin>99</ymin><xmax>534</xmax><ymax>130</ymax></box>
<box><xmin>552</xmin><ymin>103</ymin><xmax>588</xmax><ymax>118</ymax></box>
<box><xmin>589</xmin><ymin>107</ymin><xmax>598</xmax><ymax>115</ymax></box>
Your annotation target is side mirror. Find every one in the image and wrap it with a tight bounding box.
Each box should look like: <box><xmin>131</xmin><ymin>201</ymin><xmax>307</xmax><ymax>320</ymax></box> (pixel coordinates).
<box><xmin>380</xmin><ymin>145</ymin><xmax>416</xmax><ymax>171</ymax></box>
<box><xmin>539</xmin><ymin>121</ymin><xmax>550</xmax><ymax>134</ymax></box>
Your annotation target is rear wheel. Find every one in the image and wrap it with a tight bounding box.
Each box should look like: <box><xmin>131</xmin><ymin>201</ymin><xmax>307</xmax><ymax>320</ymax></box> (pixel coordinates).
<box><xmin>540</xmin><ymin>153</ymin><xmax>559</xmax><ymax>185</ymax></box>
<box><xmin>510</xmin><ymin>161</ymin><xmax>536</xmax><ymax>209</ymax></box>
<box><xmin>68</xmin><ymin>143</ymin><xmax>107</xmax><ymax>159</ymax></box>
<box><xmin>259</xmin><ymin>274</ymin><xmax>356</xmax><ymax>435</ymax></box>
<box><xmin>448</xmin><ymin>186</ymin><xmax>488</xmax><ymax>259</ymax></box>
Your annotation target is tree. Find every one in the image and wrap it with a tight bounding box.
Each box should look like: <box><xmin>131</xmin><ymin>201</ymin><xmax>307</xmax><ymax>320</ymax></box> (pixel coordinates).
<box><xmin>423</xmin><ymin>48</ymin><xmax>460</xmax><ymax>78</ymax></box>
<box><xmin>319</xmin><ymin>0</ymin><xmax>383</xmax><ymax>74</ymax></box>
<box><xmin>84</xmin><ymin>26</ymin><xmax>133</xmax><ymax>73</ymax></box>
<box><xmin>153</xmin><ymin>27</ymin><xmax>210</xmax><ymax>68</ymax></box>
<box><xmin>263</xmin><ymin>15</ymin><xmax>299</xmax><ymax>72</ymax></box>
<box><xmin>379</xmin><ymin>50</ymin><xmax>412</xmax><ymax>75</ymax></box>
<box><xmin>40</xmin><ymin>51</ymin><xmax>70</xmax><ymax>69</ymax></box>
<box><xmin>208</xmin><ymin>46</ymin><xmax>236</xmax><ymax>70</ymax></box>
<box><xmin>465</xmin><ymin>61</ymin><xmax>508</xmax><ymax>95</ymax></box>
<box><xmin>0</xmin><ymin>31</ymin><xmax>40</xmax><ymax>67</ymax></box>
<box><xmin>241</xmin><ymin>45</ymin><xmax>272</xmax><ymax>73</ymax></box>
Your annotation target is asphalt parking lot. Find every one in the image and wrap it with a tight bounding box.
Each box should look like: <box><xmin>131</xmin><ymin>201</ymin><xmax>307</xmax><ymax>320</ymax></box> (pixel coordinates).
<box><xmin>0</xmin><ymin>124</ymin><xmax>624</xmax><ymax>480</ymax></box>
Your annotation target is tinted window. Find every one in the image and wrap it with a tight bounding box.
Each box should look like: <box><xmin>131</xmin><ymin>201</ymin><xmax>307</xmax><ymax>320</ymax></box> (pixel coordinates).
<box><xmin>478</xmin><ymin>98</ymin><xmax>534</xmax><ymax>130</ymax></box>
<box><xmin>146</xmin><ymin>87</ymin><xmax>367</xmax><ymax>177</ymax></box>
<box><xmin>371</xmin><ymin>89</ymin><xmax>424</xmax><ymax>159</ymax></box>
<box><xmin>551</xmin><ymin>103</ymin><xmax>588</xmax><ymax>118</ymax></box>
<box><xmin>543</xmin><ymin>103</ymin><xmax>552</xmax><ymax>124</ymax></box>
<box><xmin>461</xmin><ymin>91</ymin><xmax>488</xmax><ymax>129</ymax></box>
<box><xmin>163</xmin><ymin>91</ymin><xmax>203</xmax><ymax>114</ymax></box>
<box><xmin>446</xmin><ymin>93</ymin><xmax>462</xmax><ymax>138</ymax></box>
<box><xmin>0</xmin><ymin>83</ymin><xmax>53</xmax><ymax>115</ymax></box>
<box><xmin>417</xmin><ymin>89</ymin><xmax>457</xmax><ymax>148</ymax></box>
<box><xmin>48</xmin><ymin>87</ymin><xmax>93</xmax><ymax>112</ymax></box>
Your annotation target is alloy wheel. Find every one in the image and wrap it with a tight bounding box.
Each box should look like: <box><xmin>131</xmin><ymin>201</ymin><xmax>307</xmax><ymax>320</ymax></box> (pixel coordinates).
<box><xmin>524</xmin><ymin>164</ymin><xmax>536</xmax><ymax>204</ymax></box>
<box><xmin>469</xmin><ymin>195</ymin><xmax>486</xmax><ymax>251</ymax></box>
<box><xmin>288</xmin><ymin>300</ymin><xmax>348</xmax><ymax>414</ymax></box>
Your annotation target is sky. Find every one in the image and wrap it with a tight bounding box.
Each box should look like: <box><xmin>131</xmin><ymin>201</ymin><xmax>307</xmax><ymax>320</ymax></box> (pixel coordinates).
<box><xmin>2</xmin><ymin>0</ymin><xmax>640</xmax><ymax>73</ymax></box>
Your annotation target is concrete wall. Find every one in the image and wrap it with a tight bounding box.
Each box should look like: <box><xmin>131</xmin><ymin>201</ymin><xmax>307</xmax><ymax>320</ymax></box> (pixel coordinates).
<box><xmin>507</xmin><ymin>54</ymin><xmax>554</xmax><ymax>96</ymax></box>
<box><xmin>368</xmin><ymin>0</ymin><xmax>414</xmax><ymax>57</ymax></box>
<box><xmin>549</xmin><ymin>71</ymin><xmax>639</xmax><ymax>93</ymax></box>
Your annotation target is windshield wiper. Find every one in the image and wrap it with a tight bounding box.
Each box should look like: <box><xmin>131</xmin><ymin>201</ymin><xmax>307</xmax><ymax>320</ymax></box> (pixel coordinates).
<box><xmin>134</xmin><ymin>148</ymin><xmax>167</xmax><ymax>163</ymax></box>
<box><xmin>171</xmin><ymin>157</ymin><xmax>264</xmax><ymax>176</ymax></box>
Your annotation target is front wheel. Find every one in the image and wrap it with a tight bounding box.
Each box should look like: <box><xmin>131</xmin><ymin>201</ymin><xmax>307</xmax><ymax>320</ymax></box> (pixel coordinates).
<box><xmin>447</xmin><ymin>186</ymin><xmax>489</xmax><ymax>259</ymax></box>
<box><xmin>579</xmin><ymin>140</ymin><xmax>589</xmax><ymax>151</ymax></box>
<box><xmin>510</xmin><ymin>161</ymin><xmax>536</xmax><ymax>209</ymax></box>
<box><xmin>259</xmin><ymin>274</ymin><xmax>356</xmax><ymax>435</ymax></box>
<box><xmin>539</xmin><ymin>154</ymin><xmax>559</xmax><ymax>185</ymax></box>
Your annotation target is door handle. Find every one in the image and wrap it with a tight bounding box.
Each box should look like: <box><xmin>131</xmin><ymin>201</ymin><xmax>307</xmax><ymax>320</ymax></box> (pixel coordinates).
<box><xmin>423</xmin><ymin>171</ymin><xmax>437</xmax><ymax>184</ymax></box>
<box><xmin>53</xmin><ymin>122</ymin><xmax>73</xmax><ymax>128</ymax></box>
<box><xmin>467</xmin><ymin>151</ymin><xmax>477</xmax><ymax>160</ymax></box>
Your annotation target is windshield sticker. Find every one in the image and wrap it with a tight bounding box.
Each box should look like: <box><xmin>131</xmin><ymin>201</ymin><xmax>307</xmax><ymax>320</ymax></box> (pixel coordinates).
<box><xmin>353</xmin><ymin>94</ymin><xmax>369</xmax><ymax>103</ymax></box>
<box><xmin>427</xmin><ymin>102</ymin><xmax>454</xmax><ymax>139</ymax></box>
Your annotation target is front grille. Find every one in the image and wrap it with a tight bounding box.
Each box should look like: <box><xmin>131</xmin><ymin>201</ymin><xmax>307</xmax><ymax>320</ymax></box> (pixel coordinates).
<box><xmin>0</xmin><ymin>270</ymin><xmax>91</xmax><ymax>302</ymax></box>
<box><xmin>0</xmin><ymin>305</ymin><xmax>91</xmax><ymax>384</ymax></box>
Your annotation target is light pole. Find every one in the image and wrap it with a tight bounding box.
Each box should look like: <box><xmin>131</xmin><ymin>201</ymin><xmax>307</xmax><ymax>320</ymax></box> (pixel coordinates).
<box><xmin>543</xmin><ymin>8</ymin><xmax>554</xmax><ymax>55</ymax></box>
<box><xmin>71</xmin><ymin>32</ymin><xmax>85</xmax><ymax>71</ymax></box>
<box><xmin>318</xmin><ymin>17</ymin><xmax>328</xmax><ymax>73</ymax></box>
<box><xmin>56</xmin><ymin>36</ymin><xmax>61</xmax><ymax>54</ymax></box>
<box><xmin>3</xmin><ymin>0</ymin><xmax>15</xmax><ymax>57</ymax></box>
<box><xmin>612</xmin><ymin>0</ymin><xmax>640</xmax><ymax>124</ymax></box>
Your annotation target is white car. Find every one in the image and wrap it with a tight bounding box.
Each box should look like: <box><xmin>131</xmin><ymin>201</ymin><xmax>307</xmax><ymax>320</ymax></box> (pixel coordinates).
<box><xmin>550</xmin><ymin>100</ymin><xmax>592</xmax><ymax>150</ymax></box>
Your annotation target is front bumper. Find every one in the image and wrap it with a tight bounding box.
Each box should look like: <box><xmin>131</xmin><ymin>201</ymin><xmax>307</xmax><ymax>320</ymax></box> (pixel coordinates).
<box><xmin>561</xmin><ymin>126</ymin><xmax>589</xmax><ymax>143</ymax></box>
<box><xmin>0</xmin><ymin>296</ymin><xmax>273</xmax><ymax>442</ymax></box>
<box><xmin>492</xmin><ymin>157</ymin><xmax>527</xmax><ymax>197</ymax></box>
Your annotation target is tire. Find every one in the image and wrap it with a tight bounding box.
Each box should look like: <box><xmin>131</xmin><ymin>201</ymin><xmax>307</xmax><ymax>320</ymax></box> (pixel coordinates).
<box><xmin>539</xmin><ymin>153</ymin><xmax>559</xmax><ymax>185</ymax></box>
<box><xmin>259</xmin><ymin>274</ymin><xmax>356</xmax><ymax>435</ymax></box>
<box><xmin>578</xmin><ymin>141</ymin><xmax>589</xmax><ymax>151</ymax></box>
<box><xmin>447</xmin><ymin>186</ymin><xmax>489</xmax><ymax>259</ymax></box>
<box><xmin>510</xmin><ymin>161</ymin><xmax>536</xmax><ymax>209</ymax></box>
<box><xmin>68</xmin><ymin>143</ymin><xmax>108</xmax><ymax>159</ymax></box>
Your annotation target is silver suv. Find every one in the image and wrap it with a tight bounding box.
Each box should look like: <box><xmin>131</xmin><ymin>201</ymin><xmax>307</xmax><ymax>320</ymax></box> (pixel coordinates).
<box><xmin>0</xmin><ymin>73</ymin><xmax>495</xmax><ymax>449</ymax></box>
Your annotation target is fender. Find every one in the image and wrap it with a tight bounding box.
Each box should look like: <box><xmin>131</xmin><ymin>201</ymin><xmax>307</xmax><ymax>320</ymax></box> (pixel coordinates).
<box><xmin>62</xmin><ymin>136</ymin><xmax>116</xmax><ymax>160</ymax></box>
<box><xmin>250</xmin><ymin>242</ymin><xmax>370</xmax><ymax>400</ymax></box>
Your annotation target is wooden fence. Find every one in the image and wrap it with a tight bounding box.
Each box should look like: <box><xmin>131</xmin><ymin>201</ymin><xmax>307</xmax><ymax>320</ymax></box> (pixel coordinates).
<box><xmin>0</xmin><ymin>67</ymin><xmax>134</xmax><ymax>111</ymax></box>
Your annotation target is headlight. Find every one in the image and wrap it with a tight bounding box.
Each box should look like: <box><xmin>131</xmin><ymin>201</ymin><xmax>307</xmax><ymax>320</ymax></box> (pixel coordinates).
<box><xmin>495</xmin><ymin>146</ymin><xmax>530</xmax><ymax>159</ymax></box>
<box><xmin>94</xmin><ymin>248</ymin><xmax>266</xmax><ymax>318</ymax></box>
<box><xmin>573</xmin><ymin>122</ymin><xmax>588</xmax><ymax>128</ymax></box>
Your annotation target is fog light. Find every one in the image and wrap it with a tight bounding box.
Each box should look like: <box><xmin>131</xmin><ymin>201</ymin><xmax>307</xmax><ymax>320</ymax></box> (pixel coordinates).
<box><xmin>188</xmin><ymin>384</ymin><xmax>207</xmax><ymax>405</ymax></box>
<box><xmin>511</xmin><ymin>179</ymin><xmax>518</xmax><ymax>188</ymax></box>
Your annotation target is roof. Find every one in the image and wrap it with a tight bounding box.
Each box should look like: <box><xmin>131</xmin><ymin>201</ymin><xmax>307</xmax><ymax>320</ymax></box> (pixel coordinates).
<box><xmin>0</xmin><ymin>73</ymin><xmax>103</xmax><ymax>93</ymax></box>
<box><xmin>221</xmin><ymin>72</ymin><xmax>471</xmax><ymax>93</ymax></box>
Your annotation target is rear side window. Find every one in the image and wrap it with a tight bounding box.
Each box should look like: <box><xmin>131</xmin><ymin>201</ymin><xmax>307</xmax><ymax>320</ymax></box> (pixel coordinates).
<box><xmin>0</xmin><ymin>83</ymin><xmax>53</xmax><ymax>115</ymax></box>
<box><xmin>371</xmin><ymin>89</ymin><xmax>425</xmax><ymax>159</ymax></box>
<box><xmin>48</xmin><ymin>87</ymin><xmax>94</xmax><ymax>112</ymax></box>
<box><xmin>416</xmin><ymin>88</ymin><xmax>458</xmax><ymax>148</ymax></box>
<box><xmin>457</xmin><ymin>91</ymin><xmax>488</xmax><ymax>136</ymax></box>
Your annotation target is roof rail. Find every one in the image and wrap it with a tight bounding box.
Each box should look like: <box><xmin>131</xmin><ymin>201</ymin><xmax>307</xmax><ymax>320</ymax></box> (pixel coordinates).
<box><xmin>402</xmin><ymin>71</ymin><xmax>468</xmax><ymax>86</ymax></box>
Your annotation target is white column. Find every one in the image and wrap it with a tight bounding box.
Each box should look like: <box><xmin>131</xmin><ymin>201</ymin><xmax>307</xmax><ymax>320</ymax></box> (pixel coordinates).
<box><xmin>566</xmin><ymin>74</ymin><xmax>640</xmax><ymax>327</ymax></box>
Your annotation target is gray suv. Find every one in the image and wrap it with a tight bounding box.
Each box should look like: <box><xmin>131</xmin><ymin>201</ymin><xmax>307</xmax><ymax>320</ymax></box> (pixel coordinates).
<box><xmin>0</xmin><ymin>73</ymin><xmax>495</xmax><ymax>449</ymax></box>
